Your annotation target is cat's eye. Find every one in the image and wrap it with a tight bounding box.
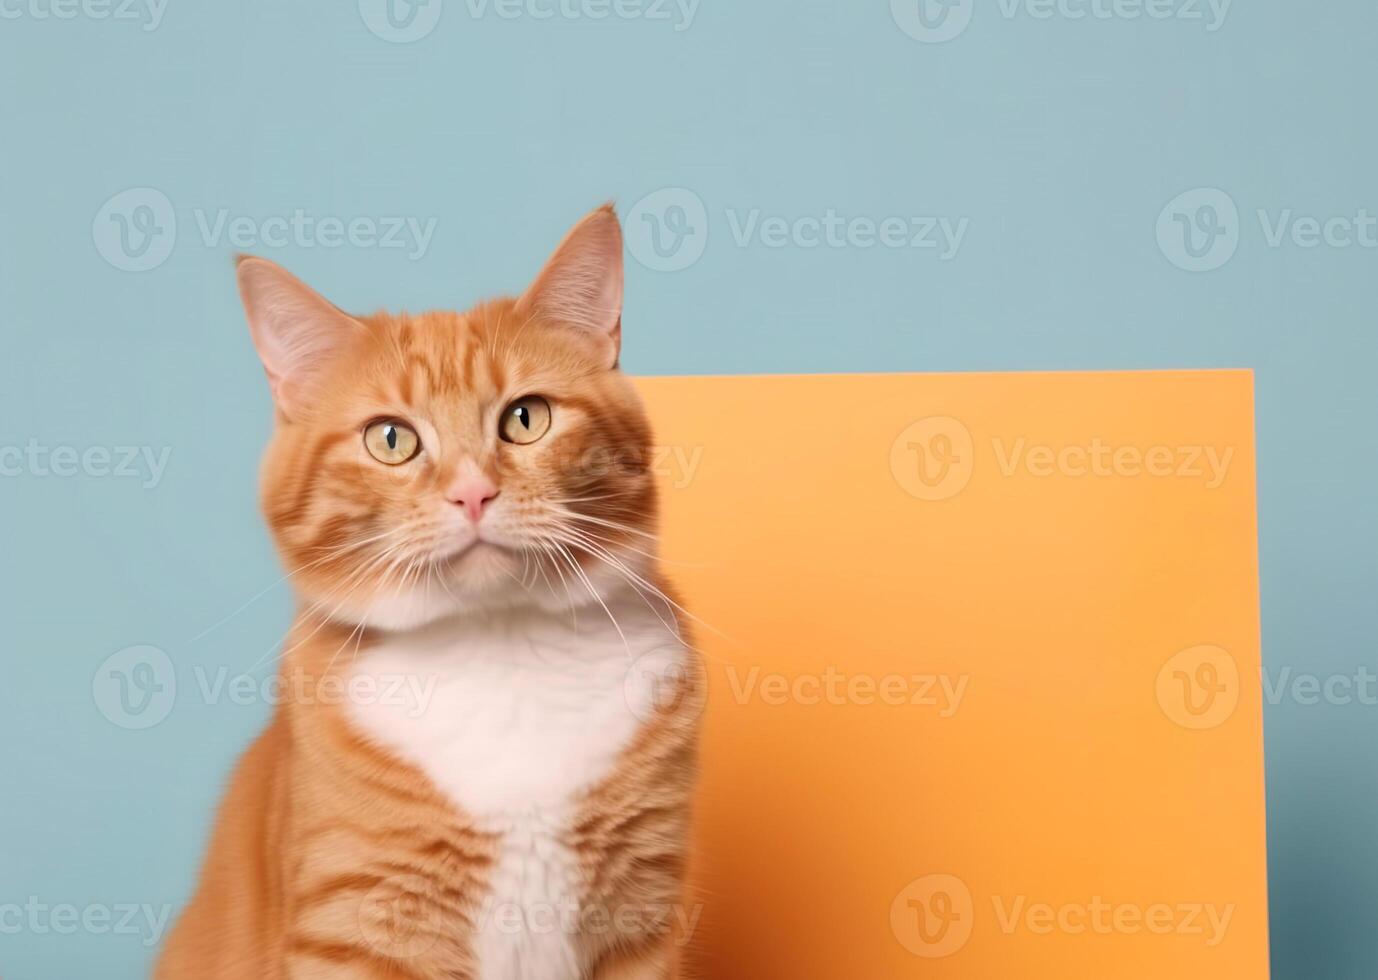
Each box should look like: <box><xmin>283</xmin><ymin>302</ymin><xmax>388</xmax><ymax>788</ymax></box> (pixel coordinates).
<box><xmin>363</xmin><ymin>420</ymin><xmax>421</xmax><ymax>465</ymax></box>
<box><xmin>499</xmin><ymin>395</ymin><xmax>552</xmax><ymax>445</ymax></box>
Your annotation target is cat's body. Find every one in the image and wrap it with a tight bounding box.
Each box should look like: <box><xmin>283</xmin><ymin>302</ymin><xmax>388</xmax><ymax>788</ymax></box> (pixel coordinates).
<box><xmin>344</xmin><ymin>596</ymin><xmax>694</xmax><ymax>979</ymax></box>
<box><xmin>157</xmin><ymin>207</ymin><xmax>701</xmax><ymax>979</ymax></box>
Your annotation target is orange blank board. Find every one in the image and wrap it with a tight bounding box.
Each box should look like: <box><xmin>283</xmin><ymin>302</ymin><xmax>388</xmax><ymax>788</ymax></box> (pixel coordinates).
<box><xmin>635</xmin><ymin>371</ymin><xmax>1268</xmax><ymax>979</ymax></box>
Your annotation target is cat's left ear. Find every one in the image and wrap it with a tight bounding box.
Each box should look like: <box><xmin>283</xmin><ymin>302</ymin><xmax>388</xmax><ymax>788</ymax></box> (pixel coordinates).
<box><xmin>516</xmin><ymin>204</ymin><xmax>624</xmax><ymax>367</ymax></box>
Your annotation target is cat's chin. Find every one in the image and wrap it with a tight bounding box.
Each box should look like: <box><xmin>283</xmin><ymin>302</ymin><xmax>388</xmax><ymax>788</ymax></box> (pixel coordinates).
<box><xmin>352</xmin><ymin>544</ymin><xmax>643</xmax><ymax>633</ymax></box>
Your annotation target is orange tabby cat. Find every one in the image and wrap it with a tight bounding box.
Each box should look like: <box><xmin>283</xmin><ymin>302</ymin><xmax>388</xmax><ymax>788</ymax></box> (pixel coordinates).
<box><xmin>157</xmin><ymin>205</ymin><xmax>702</xmax><ymax>980</ymax></box>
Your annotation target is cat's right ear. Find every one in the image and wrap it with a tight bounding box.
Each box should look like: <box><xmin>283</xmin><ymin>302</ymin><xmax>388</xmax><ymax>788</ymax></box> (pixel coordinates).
<box><xmin>236</xmin><ymin>256</ymin><xmax>363</xmax><ymax>418</ymax></box>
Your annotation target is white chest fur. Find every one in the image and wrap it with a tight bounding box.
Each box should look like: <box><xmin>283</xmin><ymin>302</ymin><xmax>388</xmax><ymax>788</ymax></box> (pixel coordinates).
<box><xmin>344</xmin><ymin>595</ymin><xmax>683</xmax><ymax>980</ymax></box>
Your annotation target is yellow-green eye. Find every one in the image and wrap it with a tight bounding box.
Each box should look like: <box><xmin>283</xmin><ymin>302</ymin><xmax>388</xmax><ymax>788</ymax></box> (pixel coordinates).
<box><xmin>363</xmin><ymin>420</ymin><xmax>420</xmax><ymax>464</ymax></box>
<box><xmin>500</xmin><ymin>395</ymin><xmax>552</xmax><ymax>445</ymax></box>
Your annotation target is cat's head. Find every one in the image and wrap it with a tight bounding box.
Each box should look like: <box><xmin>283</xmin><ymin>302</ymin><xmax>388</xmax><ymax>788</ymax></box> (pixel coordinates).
<box><xmin>238</xmin><ymin>205</ymin><xmax>656</xmax><ymax>630</ymax></box>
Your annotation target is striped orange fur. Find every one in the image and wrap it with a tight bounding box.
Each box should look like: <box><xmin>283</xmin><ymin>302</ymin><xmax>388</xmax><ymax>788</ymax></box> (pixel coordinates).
<box><xmin>157</xmin><ymin>206</ymin><xmax>702</xmax><ymax>979</ymax></box>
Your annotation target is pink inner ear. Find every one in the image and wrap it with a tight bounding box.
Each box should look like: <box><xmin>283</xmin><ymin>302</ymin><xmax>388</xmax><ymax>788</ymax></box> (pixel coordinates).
<box><xmin>519</xmin><ymin>205</ymin><xmax>625</xmax><ymax>356</ymax></box>
<box><xmin>237</xmin><ymin>256</ymin><xmax>363</xmax><ymax>416</ymax></box>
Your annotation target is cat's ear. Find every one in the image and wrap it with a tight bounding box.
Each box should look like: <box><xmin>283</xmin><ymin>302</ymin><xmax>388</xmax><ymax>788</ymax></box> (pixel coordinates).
<box><xmin>236</xmin><ymin>256</ymin><xmax>364</xmax><ymax>417</ymax></box>
<box><xmin>516</xmin><ymin>204</ymin><xmax>624</xmax><ymax>367</ymax></box>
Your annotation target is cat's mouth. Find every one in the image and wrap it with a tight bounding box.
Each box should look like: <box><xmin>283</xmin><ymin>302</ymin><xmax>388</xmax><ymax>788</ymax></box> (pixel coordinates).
<box><xmin>433</xmin><ymin>537</ymin><xmax>515</xmax><ymax>567</ymax></box>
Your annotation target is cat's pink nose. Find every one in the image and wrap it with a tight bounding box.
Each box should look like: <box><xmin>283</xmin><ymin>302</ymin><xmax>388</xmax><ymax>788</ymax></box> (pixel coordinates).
<box><xmin>446</xmin><ymin>473</ymin><xmax>499</xmax><ymax>524</ymax></box>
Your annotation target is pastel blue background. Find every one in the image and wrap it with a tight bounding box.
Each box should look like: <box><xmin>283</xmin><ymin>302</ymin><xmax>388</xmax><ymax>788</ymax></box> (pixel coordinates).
<box><xmin>1</xmin><ymin>1</ymin><xmax>1374</xmax><ymax>976</ymax></box>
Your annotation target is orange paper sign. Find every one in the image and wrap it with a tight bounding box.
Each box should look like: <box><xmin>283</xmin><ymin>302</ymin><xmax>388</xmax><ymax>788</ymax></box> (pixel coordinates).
<box><xmin>637</xmin><ymin>370</ymin><xmax>1268</xmax><ymax>979</ymax></box>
